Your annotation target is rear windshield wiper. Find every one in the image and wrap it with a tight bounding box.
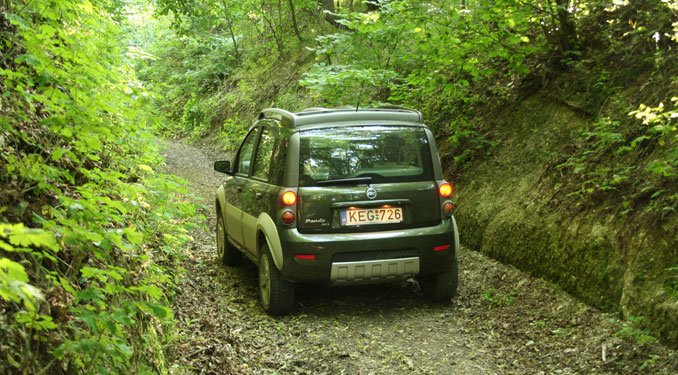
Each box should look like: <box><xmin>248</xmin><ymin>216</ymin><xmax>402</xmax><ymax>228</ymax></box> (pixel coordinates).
<box><xmin>315</xmin><ymin>176</ymin><xmax>373</xmax><ymax>186</ymax></box>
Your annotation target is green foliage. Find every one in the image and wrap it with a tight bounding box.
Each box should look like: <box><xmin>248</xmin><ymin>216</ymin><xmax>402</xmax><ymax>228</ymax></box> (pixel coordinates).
<box><xmin>447</xmin><ymin>117</ymin><xmax>500</xmax><ymax>169</ymax></box>
<box><xmin>219</xmin><ymin>117</ymin><xmax>250</xmax><ymax>151</ymax></box>
<box><xmin>180</xmin><ymin>96</ymin><xmax>212</xmax><ymax>139</ymax></box>
<box><xmin>556</xmin><ymin>99</ymin><xmax>676</xmax><ymax>217</ymax></box>
<box><xmin>0</xmin><ymin>225</ymin><xmax>58</xmax><ymax>332</ymax></box>
<box><xmin>665</xmin><ymin>265</ymin><xmax>678</xmax><ymax>297</ymax></box>
<box><xmin>616</xmin><ymin>316</ymin><xmax>658</xmax><ymax>347</ymax></box>
<box><xmin>304</xmin><ymin>0</ymin><xmax>544</xmax><ymax>131</ymax></box>
<box><xmin>542</xmin><ymin>0</ymin><xmax>677</xmax><ymax>225</ymax></box>
<box><xmin>0</xmin><ymin>0</ymin><xmax>197</xmax><ymax>373</ymax></box>
<box><xmin>480</xmin><ymin>287</ymin><xmax>518</xmax><ymax>307</ymax></box>
<box><xmin>0</xmin><ymin>256</ymin><xmax>46</xmax><ymax>314</ymax></box>
<box><xmin>629</xmin><ymin>100</ymin><xmax>677</xmax><ymax>178</ymax></box>
<box><xmin>138</xmin><ymin>0</ymin><xmax>323</xmax><ymax>142</ymax></box>
<box><xmin>300</xmin><ymin>63</ymin><xmax>397</xmax><ymax>107</ymax></box>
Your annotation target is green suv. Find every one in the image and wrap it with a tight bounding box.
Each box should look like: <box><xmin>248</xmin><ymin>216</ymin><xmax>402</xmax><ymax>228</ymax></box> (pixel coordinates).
<box><xmin>214</xmin><ymin>107</ymin><xmax>459</xmax><ymax>315</ymax></box>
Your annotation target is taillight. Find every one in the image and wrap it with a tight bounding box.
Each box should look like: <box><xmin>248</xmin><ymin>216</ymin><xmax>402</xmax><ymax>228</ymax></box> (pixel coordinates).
<box><xmin>438</xmin><ymin>182</ymin><xmax>453</xmax><ymax>198</ymax></box>
<box><xmin>294</xmin><ymin>254</ymin><xmax>316</xmax><ymax>261</ymax></box>
<box><xmin>281</xmin><ymin>191</ymin><xmax>297</xmax><ymax>206</ymax></box>
<box><xmin>443</xmin><ymin>202</ymin><xmax>455</xmax><ymax>214</ymax></box>
<box><xmin>281</xmin><ymin>211</ymin><xmax>295</xmax><ymax>224</ymax></box>
<box><xmin>434</xmin><ymin>244</ymin><xmax>450</xmax><ymax>252</ymax></box>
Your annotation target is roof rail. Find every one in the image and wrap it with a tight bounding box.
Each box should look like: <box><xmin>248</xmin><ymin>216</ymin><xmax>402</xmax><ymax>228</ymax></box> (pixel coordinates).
<box><xmin>300</xmin><ymin>107</ymin><xmax>329</xmax><ymax>113</ymax></box>
<box><xmin>258</xmin><ymin>108</ymin><xmax>296</xmax><ymax>126</ymax></box>
<box><xmin>258</xmin><ymin>107</ymin><xmax>423</xmax><ymax>127</ymax></box>
<box><xmin>377</xmin><ymin>104</ymin><xmax>417</xmax><ymax>112</ymax></box>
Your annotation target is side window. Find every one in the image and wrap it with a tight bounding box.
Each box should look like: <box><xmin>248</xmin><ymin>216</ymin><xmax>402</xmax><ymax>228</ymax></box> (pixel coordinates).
<box><xmin>252</xmin><ymin>127</ymin><xmax>275</xmax><ymax>181</ymax></box>
<box><xmin>236</xmin><ymin>128</ymin><xmax>259</xmax><ymax>175</ymax></box>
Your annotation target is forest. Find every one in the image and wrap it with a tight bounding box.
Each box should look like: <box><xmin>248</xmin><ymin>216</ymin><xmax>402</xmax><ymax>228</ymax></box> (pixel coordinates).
<box><xmin>1</xmin><ymin>0</ymin><xmax>676</xmax><ymax>373</ymax></box>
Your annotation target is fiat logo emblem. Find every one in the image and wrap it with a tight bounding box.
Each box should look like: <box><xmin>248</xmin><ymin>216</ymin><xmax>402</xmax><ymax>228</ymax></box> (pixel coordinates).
<box><xmin>366</xmin><ymin>186</ymin><xmax>377</xmax><ymax>200</ymax></box>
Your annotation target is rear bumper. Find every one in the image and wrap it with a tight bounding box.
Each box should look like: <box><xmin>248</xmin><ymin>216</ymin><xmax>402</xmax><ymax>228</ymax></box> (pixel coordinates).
<box><xmin>278</xmin><ymin>218</ymin><xmax>457</xmax><ymax>284</ymax></box>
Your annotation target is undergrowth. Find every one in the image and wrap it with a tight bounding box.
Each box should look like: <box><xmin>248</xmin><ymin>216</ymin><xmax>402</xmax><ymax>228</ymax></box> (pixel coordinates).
<box><xmin>1</xmin><ymin>1</ymin><xmax>197</xmax><ymax>373</ymax></box>
<box><xmin>541</xmin><ymin>0</ymin><xmax>677</xmax><ymax>222</ymax></box>
<box><xmin>555</xmin><ymin>99</ymin><xmax>676</xmax><ymax>218</ymax></box>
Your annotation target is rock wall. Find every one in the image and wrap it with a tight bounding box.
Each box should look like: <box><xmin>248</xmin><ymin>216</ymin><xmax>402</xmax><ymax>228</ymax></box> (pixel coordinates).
<box><xmin>452</xmin><ymin>96</ymin><xmax>677</xmax><ymax>346</ymax></box>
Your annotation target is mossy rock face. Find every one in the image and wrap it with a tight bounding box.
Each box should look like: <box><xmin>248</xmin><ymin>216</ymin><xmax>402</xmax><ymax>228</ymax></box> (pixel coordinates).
<box><xmin>620</xmin><ymin>216</ymin><xmax>678</xmax><ymax>345</ymax></box>
<box><xmin>481</xmin><ymin>206</ymin><xmax>623</xmax><ymax>310</ymax></box>
<box><xmin>452</xmin><ymin>96</ymin><xmax>678</xmax><ymax>346</ymax></box>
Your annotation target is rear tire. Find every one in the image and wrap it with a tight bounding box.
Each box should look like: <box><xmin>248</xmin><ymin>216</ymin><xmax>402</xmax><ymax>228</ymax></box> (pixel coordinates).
<box><xmin>258</xmin><ymin>243</ymin><xmax>295</xmax><ymax>315</ymax></box>
<box><xmin>420</xmin><ymin>259</ymin><xmax>458</xmax><ymax>302</ymax></box>
<box><xmin>217</xmin><ymin>213</ymin><xmax>241</xmax><ymax>266</ymax></box>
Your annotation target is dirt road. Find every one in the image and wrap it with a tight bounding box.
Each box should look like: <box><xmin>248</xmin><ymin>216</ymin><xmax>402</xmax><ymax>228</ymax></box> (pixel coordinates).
<box><xmin>163</xmin><ymin>141</ymin><xmax>676</xmax><ymax>374</ymax></box>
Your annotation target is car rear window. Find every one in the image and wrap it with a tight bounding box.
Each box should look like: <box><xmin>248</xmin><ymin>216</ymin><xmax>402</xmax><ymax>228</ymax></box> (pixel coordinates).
<box><xmin>298</xmin><ymin>126</ymin><xmax>434</xmax><ymax>186</ymax></box>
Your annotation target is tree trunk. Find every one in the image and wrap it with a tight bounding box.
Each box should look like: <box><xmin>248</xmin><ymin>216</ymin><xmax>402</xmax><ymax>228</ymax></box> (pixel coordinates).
<box><xmin>226</xmin><ymin>18</ymin><xmax>241</xmax><ymax>64</ymax></box>
<box><xmin>554</xmin><ymin>0</ymin><xmax>579</xmax><ymax>56</ymax></box>
<box><xmin>321</xmin><ymin>0</ymin><xmax>343</xmax><ymax>28</ymax></box>
<box><xmin>287</xmin><ymin>0</ymin><xmax>303</xmax><ymax>42</ymax></box>
<box><xmin>366</xmin><ymin>2</ymin><xmax>379</xmax><ymax>11</ymax></box>
<box><xmin>261</xmin><ymin>8</ymin><xmax>285</xmax><ymax>56</ymax></box>
<box><xmin>321</xmin><ymin>0</ymin><xmax>335</xmax><ymax>13</ymax></box>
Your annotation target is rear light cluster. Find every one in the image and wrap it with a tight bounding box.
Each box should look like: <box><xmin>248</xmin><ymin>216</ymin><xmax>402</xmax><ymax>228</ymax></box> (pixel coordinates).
<box><xmin>280</xmin><ymin>190</ymin><xmax>298</xmax><ymax>225</ymax></box>
<box><xmin>281</xmin><ymin>211</ymin><xmax>295</xmax><ymax>224</ymax></box>
<box><xmin>438</xmin><ymin>182</ymin><xmax>453</xmax><ymax>197</ymax></box>
<box><xmin>438</xmin><ymin>180</ymin><xmax>455</xmax><ymax>216</ymax></box>
<box><xmin>281</xmin><ymin>191</ymin><xmax>297</xmax><ymax>206</ymax></box>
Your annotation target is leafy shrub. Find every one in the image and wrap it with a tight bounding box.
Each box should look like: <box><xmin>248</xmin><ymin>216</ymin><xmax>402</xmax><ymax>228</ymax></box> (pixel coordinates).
<box><xmin>616</xmin><ymin>316</ymin><xmax>658</xmax><ymax>347</ymax></box>
<box><xmin>556</xmin><ymin>99</ymin><xmax>676</xmax><ymax>218</ymax></box>
<box><xmin>220</xmin><ymin>117</ymin><xmax>250</xmax><ymax>151</ymax></box>
<box><xmin>665</xmin><ymin>265</ymin><xmax>678</xmax><ymax>297</ymax></box>
<box><xmin>0</xmin><ymin>1</ymin><xmax>197</xmax><ymax>372</ymax></box>
<box><xmin>300</xmin><ymin>63</ymin><xmax>397</xmax><ymax>107</ymax></box>
<box><xmin>447</xmin><ymin>116</ymin><xmax>500</xmax><ymax>171</ymax></box>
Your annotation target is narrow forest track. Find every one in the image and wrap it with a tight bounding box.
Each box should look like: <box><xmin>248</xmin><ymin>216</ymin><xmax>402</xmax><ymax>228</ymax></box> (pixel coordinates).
<box><xmin>162</xmin><ymin>141</ymin><xmax>676</xmax><ymax>374</ymax></box>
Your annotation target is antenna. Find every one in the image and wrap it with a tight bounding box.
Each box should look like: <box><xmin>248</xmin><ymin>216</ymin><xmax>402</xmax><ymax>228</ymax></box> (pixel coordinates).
<box><xmin>355</xmin><ymin>81</ymin><xmax>365</xmax><ymax>112</ymax></box>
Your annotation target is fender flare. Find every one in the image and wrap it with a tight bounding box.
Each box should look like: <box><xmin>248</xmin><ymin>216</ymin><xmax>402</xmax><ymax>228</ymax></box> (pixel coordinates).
<box><xmin>256</xmin><ymin>213</ymin><xmax>283</xmax><ymax>270</ymax></box>
<box><xmin>451</xmin><ymin>215</ymin><xmax>460</xmax><ymax>253</ymax></box>
<box><xmin>215</xmin><ymin>185</ymin><xmax>227</xmax><ymax>214</ymax></box>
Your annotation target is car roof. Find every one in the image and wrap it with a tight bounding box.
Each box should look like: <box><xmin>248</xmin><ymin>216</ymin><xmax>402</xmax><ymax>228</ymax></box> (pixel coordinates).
<box><xmin>258</xmin><ymin>107</ymin><xmax>425</xmax><ymax>130</ymax></box>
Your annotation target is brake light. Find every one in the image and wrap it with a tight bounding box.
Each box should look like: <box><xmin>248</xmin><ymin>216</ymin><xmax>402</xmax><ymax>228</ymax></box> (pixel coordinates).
<box><xmin>281</xmin><ymin>191</ymin><xmax>297</xmax><ymax>206</ymax></box>
<box><xmin>434</xmin><ymin>244</ymin><xmax>450</xmax><ymax>252</ymax></box>
<box><xmin>294</xmin><ymin>254</ymin><xmax>316</xmax><ymax>261</ymax></box>
<box><xmin>438</xmin><ymin>182</ymin><xmax>453</xmax><ymax>198</ymax></box>
<box><xmin>281</xmin><ymin>211</ymin><xmax>295</xmax><ymax>224</ymax></box>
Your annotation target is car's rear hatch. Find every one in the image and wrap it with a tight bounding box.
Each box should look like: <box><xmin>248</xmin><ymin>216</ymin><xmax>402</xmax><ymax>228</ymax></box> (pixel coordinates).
<box><xmin>296</xmin><ymin>125</ymin><xmax>441</xmax><ymax>234</ymax></box>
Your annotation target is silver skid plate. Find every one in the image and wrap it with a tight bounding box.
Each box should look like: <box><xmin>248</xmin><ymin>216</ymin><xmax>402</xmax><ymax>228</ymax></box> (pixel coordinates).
<box><xmin>330</xmin><ymin>257</ymin><xmax>420</xmax><ymax>284</ymax></box>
